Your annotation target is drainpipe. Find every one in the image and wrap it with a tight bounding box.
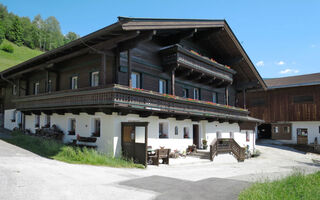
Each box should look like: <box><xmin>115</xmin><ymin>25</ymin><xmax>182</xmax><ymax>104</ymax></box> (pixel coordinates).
<box><xmin>0</xmin><ymin>73</ymin><xmax>15</xmax><ymax>86</ymax></box>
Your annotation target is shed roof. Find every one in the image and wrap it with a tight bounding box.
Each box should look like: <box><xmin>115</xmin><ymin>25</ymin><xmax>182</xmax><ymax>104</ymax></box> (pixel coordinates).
<box><xmin>265</xmin><ymin>73</ymin><xmax>320</xmax><ymax>89</ymax></box>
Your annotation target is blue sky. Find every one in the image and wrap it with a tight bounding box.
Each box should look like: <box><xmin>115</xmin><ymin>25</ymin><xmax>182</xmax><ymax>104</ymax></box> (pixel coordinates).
<box><xmin>1</xmin><ymin>0</ymin><xmax>320</xmax><ymax>78</ymax></box>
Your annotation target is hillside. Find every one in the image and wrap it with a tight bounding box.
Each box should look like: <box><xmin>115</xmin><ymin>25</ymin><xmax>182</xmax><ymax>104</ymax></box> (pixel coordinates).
<box><xmin>0</xmin><ymin>40</ymin><xmax>43</xmax><ymax>72</ymax></box>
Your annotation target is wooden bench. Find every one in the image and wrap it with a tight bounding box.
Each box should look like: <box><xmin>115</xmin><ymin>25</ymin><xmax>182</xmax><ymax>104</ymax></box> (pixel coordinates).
<box><xmin>148</xmin><ymin>148</ymin><xmax>171</xmax><ymax>166</ymax></box>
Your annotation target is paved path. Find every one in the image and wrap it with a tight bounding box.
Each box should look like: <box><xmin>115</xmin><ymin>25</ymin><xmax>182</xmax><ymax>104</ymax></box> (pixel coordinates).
<box><xmin>0</xmin><ymin>135</ymin><xmax>319</xmax><ymax>200</ymax></box>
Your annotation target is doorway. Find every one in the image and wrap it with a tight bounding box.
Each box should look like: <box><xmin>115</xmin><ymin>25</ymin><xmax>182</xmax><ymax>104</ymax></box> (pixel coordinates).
<box><xmin>258</xmin><ymin>124</ymin><xmax>271</xmax><ymax>139</ymax></box>
<box><xmin>121</xmin><ymin>122</ymin><xmax>148</xmax><ymax>167</ymax></box>
<box><xmin>193</xmin><ymin>124</ymin><xmax>200</xmax><ymax>148</ymax></box>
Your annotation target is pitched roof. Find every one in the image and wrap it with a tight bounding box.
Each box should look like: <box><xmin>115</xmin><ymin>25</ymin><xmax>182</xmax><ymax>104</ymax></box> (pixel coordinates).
<box><xmin>0</xmin><ymin>17</ymin><xmax>266</xmax><ymax>90</ymax></box>
<box><xmin>265</xmin><ymin>73</ymin><xmax>320</xmax><ymax>89</ymax></box>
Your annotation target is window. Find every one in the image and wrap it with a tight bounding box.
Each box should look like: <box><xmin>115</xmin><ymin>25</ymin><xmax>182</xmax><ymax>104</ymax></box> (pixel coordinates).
<box><xmin>12</xmin><ymin>85</ymin><xmax>17</xmax><ymax>95</ymax></box>
<box><xmin>35</xmin><ymin>115</ymin><xmax>40</xmax><ymax>128</ymax></box>
<box><xmin>212</xmin><ymin>92</ymin><xmax>217</xmax><ymax>103</ymax></box>
<box><xmin>131</xmin><ymin>72</ymin><xmax>140</xmax><ymax>89</ymax></box>
<box><xmin>273</xmin><ymin>126</ymin><xmax>279</xmax><ymax>133</ymax></box>
<box><xmin>91</xmin><ymin>71</ymin><xmax>99</xmax><ymax>87</ymax></box>
<box><xmin>284</xmin><ymin>126</ymin><xmax>290</xmax><ymax>134</ymax></box>
<box><xmin>119</xmin><ymin>51</ymin><xmax>128</xmax><ymax>72</ymax></box>
<box><xmin>250</xmin><ymin>98</ymin><xmax>265</xmax><ymax>107</ymax></box>
<box><xmin>183</xmin><ymin>127</ymin><xmax>190</xmax><ymax>138</ymax></box>
<box><xmin>159</xmin><ymin>122</ymin><xmax>168</xmax><ymax>138</ymax></box>
<box><xmin>182</xmin><ymin>88</ymin><xmax>188</xmax><ymax>98</ymax></box>
<box><xmin>297</xmin><ymin>128</ymin><xmax>308</xmax><ymax>136</ymax></box>
<box><xmin>71</xmin><ymin>76</ymin><xmax>78</xmax><ymax>90</ymax></box>
<box><xmin>293</xmin><ymin>95</ymin><xmax>313</xmax><ymax>103</ymax></box>
<box><xmin>68</xmin><ymin>118</ymin><xmax>76</xmax><ymax>135</ymax></box>
<box><xmin>246</xmin><ymin>131</ymin><xmax>250</xmax><ymax>142</ymax></box>
<box><xmin>47</xmin><ymin>80</ymin><xmax>52</xmax><ymax>93</ymax></box>
<box><xmin>45</xmin><ymin>115</ymin><xmax>51</xmax><ymax>127</ymax></box>
<box><xmin>34</xmin><ymin>82</ymin><xmax>40</xmax><ymax>95</ymax></box>
<box><xmin>194</xmin><ymin>88</ymin><xmax>199</xmax><ymax>100</ymax></box>
<box><xmin>159</xmin><ymin>79</ymin><xmax>167</xmax><ymax>94</ymax></box>
<box><xmin>175</xmin><ymin>126</ymin><xmax>178</xmax><ymax>135</ymax></box>
<box><xmin>92</xmin><ymin>118</ymin><xmax>101</xmax><ymax>137</ymax></box>
<box><xmin>11</xmin><ymin>110</ymin><xmax>16</xmax><ymax>122</ymax></box>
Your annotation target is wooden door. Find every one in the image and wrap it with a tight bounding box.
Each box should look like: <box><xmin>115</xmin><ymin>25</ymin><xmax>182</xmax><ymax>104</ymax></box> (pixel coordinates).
<box><xmin>193</xmin><ymin>124</ymin><xmax>199</xmax><ymax>148</ymax></box>
<box><xmin>121</xmin><ymin>122</ymin><xmax>148</xmax><ymax>167</ymax></box>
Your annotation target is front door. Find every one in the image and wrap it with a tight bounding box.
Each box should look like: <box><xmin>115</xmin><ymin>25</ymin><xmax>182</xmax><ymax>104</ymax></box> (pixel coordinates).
<box><xmin>121</xmin><ymin>122</ymin><xmax>148</xmax><ymax>166</ymax></box>
<box><xmin>193</xmin><ymin>124</ymin><xmax>199</xmax><ymax>148</ymax></box>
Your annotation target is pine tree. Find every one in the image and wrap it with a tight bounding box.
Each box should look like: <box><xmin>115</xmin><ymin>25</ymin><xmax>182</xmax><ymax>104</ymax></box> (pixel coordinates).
<box><xmin>8</xmin><ymin>16</ymin><xmax>23</xmax><ymax>46</ymax></box>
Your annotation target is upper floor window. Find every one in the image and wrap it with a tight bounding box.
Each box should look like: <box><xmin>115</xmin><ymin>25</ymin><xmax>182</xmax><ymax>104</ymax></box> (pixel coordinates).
<box><xmin>12</xmin><ymin>84</ymin><xmax>17</xmax><ymax>95</ymax></box>
<box><xmin>71</xmin><ymin>76</ymin><xmax>78</xmax><ymax>90</ymax></box>
<box><xmin>34</xmin><ymin>82</ymin><xmax>40</xmax><ymax>95</ymax></box>
<box><xmin>131</xmin><ymin>72</ymin><xmax>140</xmax><ymax>89</ymax></box>
<box><xmin>159</xmin><ymin>79</ymin><xmax>167</xmax><ymax>94</ymax></box>
<box><xmin>194</xmin><ymin>88</ymin><xmax>199</xmax><ymax>100</ymax></box>
<box><xmin>293</xmin><ymin>95</ymin><xmax>313</xmax><ymax>104</ymax></box>
<box><xmin>91</xmin><ymin>71</ymin><xmax>99</xmax><ymax>87</ymax></box>
<box><xmin>212</xmin><ymin>92</ymin><xmax>217</xmax><ymax>103</ymax></box>
<box><xmin>182</xmin><ymin>88</ymin><xmax>188</xmax><ymax>98</ymax></box>
<box><xmin>47</xmin><ymin>80</ymin><xmax>52</xmax><ymax>93</ymax></box>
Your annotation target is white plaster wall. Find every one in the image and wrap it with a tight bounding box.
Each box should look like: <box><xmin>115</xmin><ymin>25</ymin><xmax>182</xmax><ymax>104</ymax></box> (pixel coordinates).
<box><xmin>204</xmin><ymin>121</ymin><xmax>255</xmax><ymax>151</ymax></box>
<box><xmin>25</xmin><ymin>114</ymin><xmax>36</xmax><ymax>133</ymax></box>
<box><xmin>23</xmin><ymin>111</ymin><xmax>257</xmax><ymax>156</ymax></box>
<box><xmin>4</xmin><ymin>109</ymin><xmax>21</xmax><ymax>130</ymax></box>
<box><xmin>291</xmin><ymin>121</ymin><xmax>320</xmax><ymax>144</ymax></box>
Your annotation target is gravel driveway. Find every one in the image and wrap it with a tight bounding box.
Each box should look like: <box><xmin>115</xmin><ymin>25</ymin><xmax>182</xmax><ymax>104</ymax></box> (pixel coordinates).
<box><xmin>1</xmin><ymin>135</ymin><xmax>319</xmax><ymax>200</ymax></box>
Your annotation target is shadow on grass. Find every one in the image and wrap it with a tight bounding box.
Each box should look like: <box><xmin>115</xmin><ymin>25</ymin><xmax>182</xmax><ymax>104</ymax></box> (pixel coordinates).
<box><xmin>3</xmin><ymin>131</ymin><xmax>144</xmax><ymax>169</ymax></box>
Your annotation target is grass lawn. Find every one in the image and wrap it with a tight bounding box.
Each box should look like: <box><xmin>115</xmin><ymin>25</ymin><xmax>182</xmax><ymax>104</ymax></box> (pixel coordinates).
<box><xmin>3</xmin><ymin>131</ymin><xmax>144</xmax><ymax>169</ymax></box>
<box><xmin>239</xmin><ymin>171</ymin><xmax>320</xmax><ymax>200</ymax></box>
<box><xmin>0</xmin><ymin>40</ymin><xmax>43</xmax><ymax>71</ymax></box>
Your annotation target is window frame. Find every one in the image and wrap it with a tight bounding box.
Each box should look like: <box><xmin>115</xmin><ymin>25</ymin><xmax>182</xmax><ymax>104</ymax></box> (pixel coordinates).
<box><xmin>183</xmin><ymin>127</ymin><xmax>190</xmax><ymax>139</ymax></box>
<box><xmin>47</xmin><ymin>80</ymin><xmax>52</xmax><ymax>93</ymax></box>
<box><xmin>12</xmin><ymin>84</ymin><xmax>17</xmax><ymax>95</ymax></box>
<box><xmin>92</xmin><ymin>118</ymin><xmax>101</xmax><ymax>137</ymax></box>
<box><xmin>159</xmin><ymin>79</ymin><xmax>167</xmax><ymax>94</ymax></box>
<box><xmin>35</xmin><ymin>115</ymin><xmax>40</xmax><ymax>128</ymax></box>
<box><xmin>34</xmin><ymin>82</ymin><xmax>40</xmax><ymax>95</ymax></box>
<box><xmin>68</xmin><ymin>118</ymin><xmax>76</xmax><ymax>135</ymax></box>
<box><xmin>91</xmin><ymin>71</ymin><xmax>100</xmax><ymax>87</ymax></box>
<box><xmin>131</xmin><ymin>72</ymin><xmax>141</xmax><ymax>89</ymax></box>
<box><xmin>194</xmin><ymin>88</ymin><xmax>199</xmax><ymax>100</ymax></box>
<box><xmin>182</xmin><ymin>88</ymin><xmax>188</xmax><ymax>98</ymax></box>
<box><xmin>212</xmin><ymin>92</ymin><xmax>217</xmax><ymax>103</ymax></box>
<box><xmin>71</xmin><ymin>76</ymin><xmax>78</xmax><ymax>90</ymax></box>
<box><xmin>159</xmin><ymin>122</ymin><xmax>169</xmax><ymax>139</ymax></box>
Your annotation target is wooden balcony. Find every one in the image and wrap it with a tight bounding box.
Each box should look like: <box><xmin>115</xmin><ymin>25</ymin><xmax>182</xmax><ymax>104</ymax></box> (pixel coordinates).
<box><xmin>13</xmin><ymin>85</ymin><xmax>259</xmax><ymax>122</ymax></box>
<box><xmin>160</xmin><ymin>45</ymin><xmax>236</xmax><ymax>87</ymax></box>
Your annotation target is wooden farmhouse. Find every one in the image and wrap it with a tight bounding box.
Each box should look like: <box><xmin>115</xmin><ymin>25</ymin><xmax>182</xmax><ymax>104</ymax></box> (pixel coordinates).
<box><xmin>238</xmin><ymin>73</ymin><xmax>320</xmax><ymax>145</ymax></box>
<box><xmin>0</xmin><ymin>17</ymin><xmax>265</xmax><ymax>165</ymax></box>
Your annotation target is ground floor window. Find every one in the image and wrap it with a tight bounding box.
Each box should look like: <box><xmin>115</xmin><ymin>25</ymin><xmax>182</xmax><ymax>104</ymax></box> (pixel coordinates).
<box><xmin>92</xmin><ymin>118</ymin><xmax>101</xmax><ymax>137</ymax></box>
<box><xmin>11</xmin><ymin>110</ymin><xmax>16</xmax><ymax>122</ymax></box>
<box><xmin>283</xmin><ymin>126</ymin><xmax>290</xmax><ymax>133</ymax></box>
<box><xmin>68</xmin><ymin>118</ymin><xmax>76</xmax><ymax>135</ymax></box>
<box><xmin>273</xmin><ymin>126</ymin><xmax>279</xmax><ymax>133</ymax></box>
<box><xmin>183</xmin><ymin>127</ymin><xmax>190</xmax><ymax>138</ymax></box>
<box><xmin>159</xmin><ymin>122</ymin><xmax>168</xmax><ymax>138</ymax></box>
<box><xmin>35</xmin><ymin>115</ymin><xmax>40</xmax><ymax>128</ymax></box>
<box><xmin>45</xmin><ymin>115</ymin><xmax>51</xmax><ymax>127</ymax></box>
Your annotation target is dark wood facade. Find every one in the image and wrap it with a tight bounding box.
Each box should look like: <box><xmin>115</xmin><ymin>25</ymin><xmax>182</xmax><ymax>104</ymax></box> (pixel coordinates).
<box><xmin>238</xmin><ymin>85</ymin><xmax>320</xmax><ymax>123</ymax></box>
<box><xmin>0</xmin><ymin>17</ymin><xmax>265</xmax><ymax>124</ymax></box>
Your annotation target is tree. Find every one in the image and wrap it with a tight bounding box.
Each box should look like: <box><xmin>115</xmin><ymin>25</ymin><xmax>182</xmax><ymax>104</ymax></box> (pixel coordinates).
<box><xmin>0</xmin><ymin>22</ymin><xmax>5</xmax><ymax>45</ymax></box>
<box><xmin>64</xmin><ymin>32</ymin><xmax>79</xmax><ymax>44</ymax></box>
<box><xmin>7</xmin><ymin>16</ymin><xmax>23</xmax><ymax>46</ymax></box>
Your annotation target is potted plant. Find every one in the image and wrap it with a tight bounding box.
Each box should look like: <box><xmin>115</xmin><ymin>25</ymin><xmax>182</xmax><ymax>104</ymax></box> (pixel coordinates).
<box><xmin>202</xmin><ymin>139</ymin><xmax>208</xmax><ymax>150</ymax></box>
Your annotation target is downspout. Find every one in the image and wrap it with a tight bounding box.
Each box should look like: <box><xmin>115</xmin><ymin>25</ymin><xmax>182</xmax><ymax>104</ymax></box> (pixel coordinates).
<box><xmin>0</xmin><ymin>73</ymin><xmax>15</xmax><ymax>86</ymax></box>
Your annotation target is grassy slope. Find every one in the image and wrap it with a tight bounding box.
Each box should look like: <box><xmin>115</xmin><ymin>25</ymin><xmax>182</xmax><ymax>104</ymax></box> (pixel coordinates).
<box><xmin>0</xmin><ymin>39</ymin><xmax>43</xmax><ymax>72</ymax></box>
<box><xmin>239</xmin><ymin>172</ymin><xmax>320</xmax><ymax>200</ymax></box>
<box><xmin>4</xmin><ymin>131</ymin><xmax>144</xmax><ymax>169</ymax></box>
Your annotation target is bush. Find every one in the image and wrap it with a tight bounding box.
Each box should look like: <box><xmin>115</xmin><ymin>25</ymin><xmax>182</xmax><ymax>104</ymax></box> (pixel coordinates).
<box><xmin>2</xmin><ymin>43</ymin><xmax>14</xmax><ymax>53</ymax></box>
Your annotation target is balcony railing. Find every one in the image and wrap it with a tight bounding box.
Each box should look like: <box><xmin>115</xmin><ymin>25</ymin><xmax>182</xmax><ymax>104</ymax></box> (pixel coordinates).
<box><xmin>13</xmin><ymin>85</ymin><xmax>255</xmax><ymax>121</ymax></box>
<box><xmin>160</xmin><ymin>45</ymin><xmax>236</xmax><ymax>84</ymax></box>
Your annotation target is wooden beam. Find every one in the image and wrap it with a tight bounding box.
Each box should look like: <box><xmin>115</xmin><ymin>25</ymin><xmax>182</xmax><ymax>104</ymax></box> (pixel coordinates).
<box><xmin>171</xmin><ymin>69</ymin><xmax>175</xmax><ymax>95</ymax></box>
<box><xmin>224</xmin><ymin>56</ymin><xmax>244</xmax><ymax>66</ymax></box>
<box><xmin>101</xmin><ymin>53</ymin><xmax>107</xmax><ymax>85</ymax></box>
<box><xmin>127</xmin><ymin>49</ymin><xmax>132</xmax><ymax>87</ymax></box>
<box><xmin>118</xmin><ymin>31</ymin><xmax>155</xmax><ymax>51</ymax></box>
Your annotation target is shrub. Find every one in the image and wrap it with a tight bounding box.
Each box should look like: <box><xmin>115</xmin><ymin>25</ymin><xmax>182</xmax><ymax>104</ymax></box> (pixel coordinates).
<box><xmin>2</xmin><ymin>43</ymin><xmax>14</xmax><ymax>53</ymax></box>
